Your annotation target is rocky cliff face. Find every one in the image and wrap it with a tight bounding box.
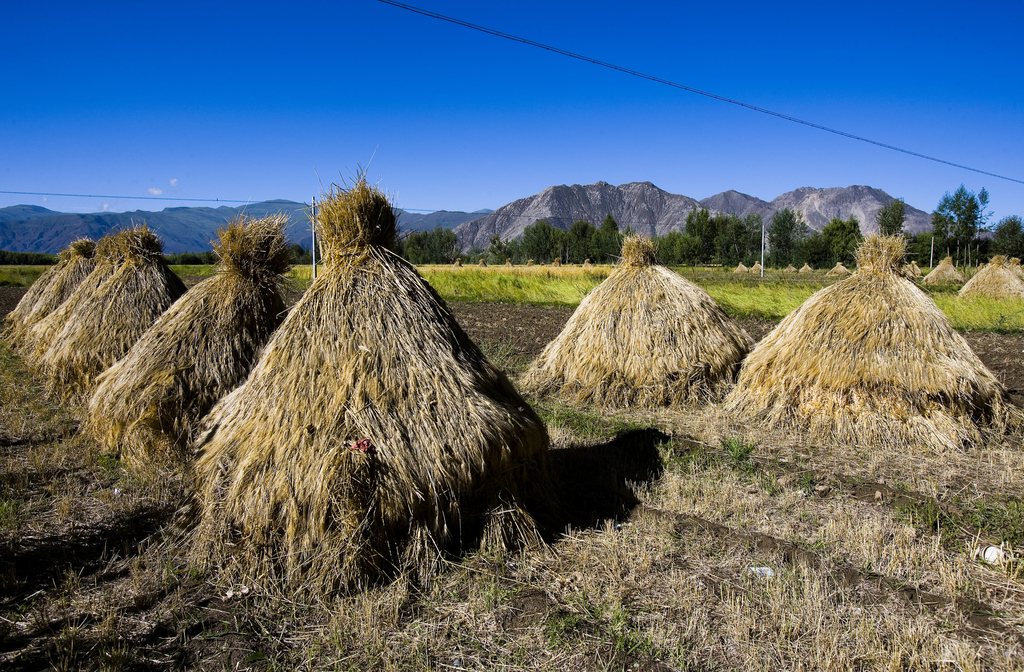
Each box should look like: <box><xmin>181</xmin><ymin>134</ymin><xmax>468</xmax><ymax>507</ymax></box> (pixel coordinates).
<box><xmin>454</xmin><ymin>182</ymin><xmax>931</xmax><ymax>251</ymax></box>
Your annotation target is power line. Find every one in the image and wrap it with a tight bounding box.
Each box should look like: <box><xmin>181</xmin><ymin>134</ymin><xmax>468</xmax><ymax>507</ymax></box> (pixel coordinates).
<box><xmin>378</xmin><ymin>0</ymin><xmax>1024</xmax><ymax>186</ymax></box>
<box><xmin>0</xmin><ymin>190</ymin><xmax>251</xmax><ymax>204</ymax></box>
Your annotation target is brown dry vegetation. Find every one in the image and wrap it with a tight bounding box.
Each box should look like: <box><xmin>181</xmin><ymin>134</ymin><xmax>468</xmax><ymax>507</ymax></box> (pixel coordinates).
<box><xmin>2</xmin><ymin>276</ymin><xmax>1024</xmax><ymax>670</ymax></box>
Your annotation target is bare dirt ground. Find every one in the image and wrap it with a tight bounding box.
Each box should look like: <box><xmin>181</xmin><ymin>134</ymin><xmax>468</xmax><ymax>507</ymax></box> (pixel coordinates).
<box><xmin>3</xmin><ymin>288</ymin><xmax>1024</xmax><ymax>670</ymax></box>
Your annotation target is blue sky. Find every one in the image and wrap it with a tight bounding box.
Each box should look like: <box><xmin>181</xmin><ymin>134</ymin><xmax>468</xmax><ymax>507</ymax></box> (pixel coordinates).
<box><xmin>2</xmin><ymin>0</ymin><xmax>1021</xmax><ymax>224</ymax></box>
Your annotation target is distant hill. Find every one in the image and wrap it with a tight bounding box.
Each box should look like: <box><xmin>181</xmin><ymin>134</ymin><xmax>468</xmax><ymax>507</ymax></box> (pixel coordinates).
<box><xmin>454</xmin><ymin>183</ymin><xmax>931</xmax><ymax>251</ymax></box>
<box><xmin>397</xmin><ymin>209</ymin><xmax>487</xmax><ymax>233</ymax></box>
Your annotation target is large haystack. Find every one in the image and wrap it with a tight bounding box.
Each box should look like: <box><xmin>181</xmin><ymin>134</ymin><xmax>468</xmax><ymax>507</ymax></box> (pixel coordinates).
<box><xmin>921</xmin><ymin>257</ymin><xmax>964</xmax><ymax>285</ymax></box>
<box><xmin>39</xmin><ymin>225</ymin><xmax>187</xmax><ymax>396</ymax></box>
<box><xmin>521</xmin><ymin>236</ymin><xmax>752</xmax><ymax>408</ymax></box>
<box><xmin>722</xmin><ymin>236</ymin><xmax>1014</xmax><ymax>452</ymax></box>
<box><xmin>799</xmin><ymin>263</ymin><xmax>813</xmax><ymax>273</ymax></box>
<box><xmin>825</xmin><ymin>262</ymin><xmax>850</xmax><ymax>277</ymax></box>
<box><xmin>4</xmin><ymin>240</ymin><xmax>96</xmax><ymax>347</ymax></box>
<box><xmin>26</xmin><ymin>234</ymin><xmax>124</xmax><ymax>363</ymax></box>
<box><xmin>188</xmin><ymin>177</ymin><xmax>554</xmax><ymax>594</ymax></box>
<box><xmin>87</xmin><ymin>215</ymin><xmax>290</xmax><ymax>466</ymax></box>
<box><xmin>959</xmin><ymin>255</ymin><xmax>1024</xmax><ymax>299</ymax></box>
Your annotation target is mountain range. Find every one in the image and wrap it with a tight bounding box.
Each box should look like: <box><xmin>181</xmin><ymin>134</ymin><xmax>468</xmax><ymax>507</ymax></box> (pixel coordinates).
<box><xmin>0</xmin><ymin>184</ymin><xmax>930</xmax><ymax>254</ymax></box>
<box><xmin>453</xmin><ymin>183</ymin><xmax>931</xmax><ymax>251</ymax></box>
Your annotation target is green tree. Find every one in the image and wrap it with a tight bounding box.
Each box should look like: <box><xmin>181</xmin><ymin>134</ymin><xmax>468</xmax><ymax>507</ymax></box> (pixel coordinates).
<box><xmin>402</xmin><ymin>226</ymin><xmax>459</xmax><ymax>264</ymax></box>
<box><xmin>821</xmin><ymin>216</ymin><xmax>862</xmax><ymax>266</ymax></box>
<box><xmin>567</xmin><ymin>220</ymin><xmax>597</xmax><ymax>263</ymax></box>
<box><xmin>521</xmin><ymin>219</ymin><xmax>556</xmax><ymax>263</ymax></box>
<box><xmin>800</xmin><ymin>232</ymin><xmax>831</xmax><ymax>268</ymax></box>
<box><xmin>684</xmin><ymin>207</ymin><xmax>716</xmax><ymax>263</ymax></box>
<box><xmin>767</xmin><ymin>209</ymin><xmax>808</xmax><ymax>267</ymax></box>
<box><xmin>992</xmin><ymin>215</ymin><xmax>1024</xmax><ymax>259</ymax></box>
<box><xmin>590</xmin><ymin>213</ymin><xmax>622</xmax><ymax>262</ymax></box>
<box><xmin>875</xmin><ymin>198</ymin><xmax>906</xmax><ymax>236</ymax></box>
<box><xmin>933</xmin><ymin>185</ymin><xmax>990</xmax><ymax>264</ymax></box>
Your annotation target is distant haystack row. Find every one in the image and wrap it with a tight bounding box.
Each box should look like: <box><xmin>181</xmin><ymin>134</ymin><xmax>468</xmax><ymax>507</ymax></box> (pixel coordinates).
<box><xmin>958</xmin><ymin>255</ymin><xmax>1024</xmax><ymax>299</ymax></box>
<box><xmin>522</xmin><ymin>236</ymin><xmax>752</xmax><ymax>408</ymax></box>
<box><xmin>188</xmin><ymin>176</ymin><xmax>556</xmax><ymax>593</ymax></box>
<box><xmin>723</xmin><ymin>236</ymin><xmax>1015</xmax><ymax>452</ymax></box>
<box><xmin>87</xmin><ymin>215</ymin><xmax>291</xmax><ymax>466</ymax></box>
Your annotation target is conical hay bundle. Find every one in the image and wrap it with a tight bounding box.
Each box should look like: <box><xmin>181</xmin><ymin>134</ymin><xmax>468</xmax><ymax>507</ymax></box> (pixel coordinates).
<box><xmin>6</xmin><ymin>240</ymin><xmax>97</xmax><ymax>348</ymax></box>
<box><xmin>522</xmin><ymin>235</ymin><xmax>753</xmax><ymax>408</ymax></box>
<box><xmin>1009</xmin><ymin>258</ymin><xmax>1022</xmax><ymax>278</ymax></box>
<box><xmin>749</xmin><ymin>262</ymin><xmax>762</xmax><ymax>274</ymax></box>
<box><xmin>188</xmin><ymin>179</ymin><xmax>554</xmax><ymax>594</ymax></box>
<box><xmin>552</xmin><ymin>257</ymin><xmax>561</xmax><ymax>267</ymax></box>
<box><xmin>526</xmin><ymin>259</ymin><xmax>534</xmax><ymax>266</ymax></box>
<box><xmin>87</xmin><ymin>215</ymin><xmax>290</xmax><ymax>466</ymax></box>
<box><xmin>722</xmin><ymin>235</ymin><xmax>1015</xmax><ymax>452</ymax></box>
<box><xmin>453</xmin><ymin>258</ymin><xmax>462</xmax><ymax>267</ymax></box>
<box><xmin>582</xmin><ymin>259</ymin><xmax>592</xmax><ymax>269</ymax></box>
<box><xmin>958</xmin><ymin>256</ymin><xmax>1024</xmax><ymax>299</ymax></box>
<box><xmin>505</xmin><ymin>258</ymin><xmax>513</xmax><ymax>267</ymax></box>
<box><xmin>733</xmin><ymin>262</ymin><xmax>748</xmax><ymax>274</ymax></box>
<box><xmin>478</xmin><ymin>258</ymin><xmax>487</xmax><ymax>267</ymax></box>
<box><xmin>25</xmin><ymin>234</ymin><xmax>123</xmax><ymax>363</ymax></box>
<box><xmin>799</xmin><ymin>263</ymin><xmax>813</xmax><ymax>273</ymax></box>
<box><xmin>783</xmin><ymin>264</ymin><xmax>796</xmax><ymax>273</ymax></box>
<box><xmin>40</xmin><ymin>225</ymin><xmax>187</xmax><ymax>397</ymax></box>
<box><xmin>922</xmin><ymin>257</ymin><xmax>964</xmax><ymax>285</ymax></box>
<box><xmin>825</xmin><ymin>262</ymin><xmax>850</xmax><ymax>277</ymax></box>
<box><xmin>908</xmin><ymin>260</ymin><xmax>923</xmax><ymax>278</ymax></box>
<box><xmin>3</xmin><ymin>257</ymin><xmax>65</xmax><ymax>339</ymax></box>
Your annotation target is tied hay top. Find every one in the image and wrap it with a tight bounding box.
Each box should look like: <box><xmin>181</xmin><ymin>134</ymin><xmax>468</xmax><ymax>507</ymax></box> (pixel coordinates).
<box><xmin>620</xmin><ymin>235</ymin><xmax>658</xmax><ymax>268</ymax></box>
<box><xmin>213</xmin><ymin>214</ymin><xmax>291</xmax><ymax>285</ymax></box>
<box><xmin>855</xmin><ymin>235</ymin><xmax>907</xmax><ymax>276</ymax></box>
<box><xmin>114</xmin><ymin>225</ymin><xmax>163</xmax><ymax>265</ymax></box>
<box><xmin>316</xmin><ymin>177</ymin><xmax>396</xmax><ymax>263</ymax></box>
<box><xmin>988</xmin><ymin>255</ymin><xmax>1010</xmax><ymax>268</ymax></box>
<box><xmin>58</xmin><ymin>239</ymin><xmax>96</xmax><ymax>262</ymax></box>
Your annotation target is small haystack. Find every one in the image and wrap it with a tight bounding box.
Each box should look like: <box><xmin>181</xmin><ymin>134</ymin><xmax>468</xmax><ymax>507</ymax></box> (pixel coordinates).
<box><xmin>799</xmin><ymin>263</ymin><xmax>813</xmax><ymax>273</ymax></box>
<box><xmin>39</xmin><ymin>225</ymin><xmax>187</xmax><ymax>396</ymax></box>
<box><xmin>522</xmin><ymin>236</ymin><xmax>752</xmax><ymax>408</ymax></box>
<box><xmin>921</xmin><ymin>257</ymin><xmax>964</xmax><ymax>286</ymax></box>
<box><xmin>452</xmin><ymin>258</ymin><xmax>462</xmax><ymax>267</ymax></box>
<box><xmin>505</xmin><ymin>258</ymin><xmax>513</xmax><ymax>267</ymax></box>
<box><xmin>749</xmin><ymin>262</ymin><xmax>763</xmax><ymax>274</ymax></box>
<box><xmin>188</xmin><ymin>177</ymin><xmax>554</xmax><ymax>594</ymax></box>
<box><xmin>783</xmin><ymin>264</ymin><xmax>796</xmax><ymax>273</ymax></box>
<box><xmin>825</xmin><ymin>262</ymin><xmax>850</xmax><ymax>277</ymax></box>
<box><xmin>478</xmin><ymin>258</ymin><xmax>487</xmax><ymax>267</ymax></box>
<box><xmin>908</xmin><ymin>261</ymin><xmax>923</xmax><ymax>278</ymax></box>
<box><xmin>959</xmin><ymin>255</ymin><xmax>1024</xmax><ymax>299</ymax></box>
<box><xmin>552</xmin><ymin>257</ymin><xmax>562</xmax><ymax>268</ymax></box>
<box><xmin>734</xmin><ymin>262</ymin><xmax>748</xmax><ymax>274</ymax></box>
<box><xmin>4</xmin><ymin>239</ymin><xmax>96</xmax><ymax>347</ymax></box>
<box><xmin>87</xmin><ymin>215</ymin><xmax>290</xmax><ymax>466</ymax></box>
<box><xmin>527</xmin><ymin>259</ymin><xmax>535</xmax><ymax>266</ymax></box>
<box><xmin>722</xmin><ymin>236</ymin><xmax>1014</xmax><ymax>452</ymax></box>
<box><xmin>26</xmin><ymin>234</ymin><xmax>124</xmax><ymax>363</ymax></box>
<box><xmin>582</xmin><ymin>259</ymin><xmax>592</xmax><ymax>269</ymax></box>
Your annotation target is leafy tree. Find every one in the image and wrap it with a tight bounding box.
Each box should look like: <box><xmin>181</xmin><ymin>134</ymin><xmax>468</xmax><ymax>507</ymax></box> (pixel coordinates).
<box><xmin>992</xmin><ymin>215</ymin><xmax>1024</xmax><ymax>259</ymax></box>
<box><xmin>932</xmin><ymin>185</ymin><xmax>990</xmax><ymax>264</ymax></box>
<box><xmin>591</xmin><ymin>213</ymin><xmax>622</xmax><ymax>262</ymax></box>
<box><xmin>402</xmin><ymin>226</ymin><xmax>459</xmax><ymax>264</ymax></box>
<box><xmin>684</xmin><ymin>207</ymin><xmax>716</xmax><ymax>263</ymax></box>
<box><xmin>567</xmin><ymin>220</ymin><xmax>596</xmax><ymax>263</ymax></box>
<box><xmin>521</xmin><ymin>219</ymin><xmax>556</xmax><ymax>263</ymax></box>
<box><xmin>767</xmin><ymin>209</ymin><xmax>808</xmax><ymax>267</ymax></box>
<box><xmin>714</xmin><ymin>213</ymin><xmax>762</xmax><ymax>266</ymax></box>
<box><xmin>875</xmin><ymin>198</ymin><xmax>906</xmax><ymax>236</ymax></box>
<box><xmin>486</xmin><ymin>234</ymin><xmax>524</xmax><ymax>265</ymax></box>
<box><xmin>821</xmin><ymin>216</ymin><xmax>862</xmax><ymax>266</ymax></box>
<box><xmin>800</xmin><ymin>232</ymin><xmax>831</xmax><ymax>268</ymax></box>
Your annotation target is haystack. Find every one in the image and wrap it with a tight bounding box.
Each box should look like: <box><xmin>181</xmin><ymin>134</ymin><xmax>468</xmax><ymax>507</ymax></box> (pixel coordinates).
<box><xmin>722</xmin><ymin>236</ymin><xmax>1014</xmax><ymax>452</ymax></box>
<box><xmin>908</xmin><ymin>261</ymin><xmax>923</xmax><ymax>278</ymax></box>
<box><xmin>478</xmin><ymin>258</ymin><xmax>487</xmax><ymax>267</ymax></box>
<box><xmin>452</xmin><ymin>258</ymin><xmax>462</xmax><ymax>267</ymax></box>
<box><xmin>38</xmin><ymin>225</ymin><xmax>187</xmax><ymax>397</ymax></box>
<box><xmin>734</xmin><ymin>262</ymin><xmax>748</xmax><ymax>274</ymax></box>
<box><xmin>505</xmin><ymin>258</ymin><xmax>513</xmax><ymax>267</ymax></box>
<box><xmin>26</xmin><ymin>234</ymin><xmax>124</xmax><ymax>363</ymax></box>
<box><xmin>188</xmin><ymin>177</ymin><xmax>554</xmax><ymax>594</ymax></box>
<box><xmin>799</xmin><ymin>263</ymin><xmax>813</xmax><ymax>273</ymax></box>
<box><xmin>522</xmin><ymin>236</ymin><xmax>752</xmax><ymax>408</ymax></box>
<box><xmin>783</xmin><ymin>264</ymin><xmax>796</xmax><ymax>273</ymax></box>
<box><xmin>552</xmin><ymin>257</ymin><xmax>562</xmax><ymax>267</ymax></box>
<box><xmin>921</xmin><ymin>257</ymin><xmax>963</xmax><ymax>285</ymax></box>
<box><xmin>582</xmin><ymin>259</ymin><xmax>592</xmax><ymax>269</ymax></box>
<box><xmin>749</xmin><ymin>262</ymin><xmax>762</xmax><ymax>274</ymax></box>
<box><xmin>4</xmin><ymin>239</ymin><xmax>96</xmax><ymax>347</ymax></box>
<box><xmin>825</xmin><ymin>262</ymin><xmax>850</xmax><ymax>277</ymax></box>
<box><xmin>527</xmin><ymin>259</ymin><xmax>535</xmax><ymax>266</ymax></box>
<box><xmin>959</xmin><ymin>255</ymin><xmax>1024</xmax><ymax>299</ymax></box>
<box><xmin>87</xmin><ymin>215</ymin><xmax>290</xmax><ymax>466</ymax></box>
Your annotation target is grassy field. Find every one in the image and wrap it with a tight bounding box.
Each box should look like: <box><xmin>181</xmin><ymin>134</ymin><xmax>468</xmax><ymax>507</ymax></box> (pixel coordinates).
<box><xmin>0</xmin><ymin>265</ymin><xmax>50</xmax><ymax>287</ymax></box>
<box><xmin>2</xmin><ymin>261</ymin><xmax>1024</xmax><ymax>669</ymax></box>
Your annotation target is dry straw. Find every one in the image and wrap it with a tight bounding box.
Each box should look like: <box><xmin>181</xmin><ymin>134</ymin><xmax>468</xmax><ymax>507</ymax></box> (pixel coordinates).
<box><xmin>749</xmin><ymin>262</ymin><xmax>762</xmax><ymax>274</ymax></box>
<box><xmin>505</xmin><ymin>258</ymin><xmax>513</xmax><ymax>267</ymax></box>
<box><xmin>478</xmin><ymin>258</ymin><xmax>487</xmax><ymax>267</ymax></box>
<box><xmin>26</xmin><ymin>234</ymin><xmax>125</xmax><ymax>363</ymax></box>
<box><xmin>452</xmin><ymin>257</ymin><xmax>462</xmax><ymax>267</ymax></box>
<box><xmin>825</xmin><ymin>262</ymin><xmax>850</xmax><ymax>277</ymax></box>
<box><xmin>38</xmin><ymin>225</ymin><xmax>187</xmax><ymax>397</ymax></box>
<box><xmin>921</xmin><ymin>257</ymin><xmax>964</xmax><ymax>285</ymax></box>
<box><xmin>4</xmin><ymin>239</ymin><xmax>96</xmax><ymax>348</ymax></box>
<box><xmin>958</xmin><ymin>255</ymin><xmax>1024</xmax><ymax>299</ymax></box>
<box><xmin>908</xmin><ymin>260</ymin><xmax>923</xmax><ymax>278</ymax></box>
<box><xmin>783</xmin><ymin>264</ymin><xmax>796</xmax><ymax>273</ymax></box>
<box><xmin>552</xmin><ymin>257</ymin><xmax>562</xmax><ymax>267</ymax></box>
<box><xmin>722</xmin><ymin>235</ymin><xmax>1016</xmax><ymax>452</ymax></box>
<box><xmin>87</xmin><ymin>215</ymin><xmax>290</xmax><ymax>467</ymax></box>
<box><xmin>799</xmin><ymin>263</ymin><xmax>813</xmax><ymax>273</ymax></box>
<box><xmin>582</xmin><ymin>259</ymin><xmax>592</xmax><ymax>269</ymax></box>
<box><xmin>188</xmin><ymin>176</ymin><xmax>554</xmax><ymax>594</ymax></box>
<box><xmin>521</xmin><ymin>235</ymin><xmax>752</xmax><ymax>408</ymax></box>
<box><xmin>733</xmin><ymin>262</ymin><xmax>748</xmax><ymax>274</ymax></box>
